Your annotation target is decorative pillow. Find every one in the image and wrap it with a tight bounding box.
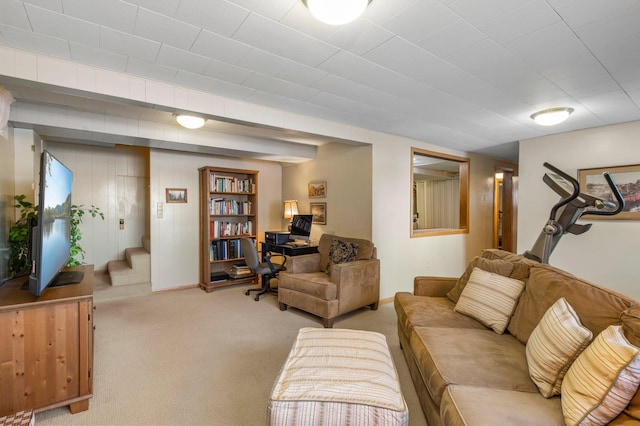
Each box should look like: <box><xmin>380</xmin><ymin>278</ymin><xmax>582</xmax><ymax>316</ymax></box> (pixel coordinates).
<box><xmin>446</xmin><ymin>257</ymin><xmax>516</xmax><ymax>303</ymax></box>
<box><xmin>526</xmin><ymin>297</ymin><xmax>592</xmax><ymax>398</ymax></box>
<box><xmin>326</xmin><ymin>239</ymin><xmax>358</xmax><ymax>276</ymax></box>
<box><xmin>562</xmin><ymin>325</ymin><xmax>640</xmax><ymax>425</ymax></box>
<box><xmin>454</xmin><ymin>267</ymin><xmax>525</xmax><ymax>334</ymax></box>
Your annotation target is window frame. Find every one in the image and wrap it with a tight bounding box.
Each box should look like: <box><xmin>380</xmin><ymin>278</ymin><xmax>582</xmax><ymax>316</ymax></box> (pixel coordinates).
<box><xmin>411</xmin><ymin>147</ymin><xmax>470</xmax><ymax>238</ymax></box>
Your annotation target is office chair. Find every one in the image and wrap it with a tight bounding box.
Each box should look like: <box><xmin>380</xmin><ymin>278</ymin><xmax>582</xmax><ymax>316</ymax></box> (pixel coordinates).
<box><xmin>240</xmin><ymin>238</ymin><xmax>287</xmax><ymax>301</ymax></box>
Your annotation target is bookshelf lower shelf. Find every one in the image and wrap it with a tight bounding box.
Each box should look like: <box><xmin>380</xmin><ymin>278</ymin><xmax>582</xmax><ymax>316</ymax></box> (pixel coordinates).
<box><xmin>199</xmin><ymin>275</ymin><xmax>257</xmax><ymax>293</ymax></box>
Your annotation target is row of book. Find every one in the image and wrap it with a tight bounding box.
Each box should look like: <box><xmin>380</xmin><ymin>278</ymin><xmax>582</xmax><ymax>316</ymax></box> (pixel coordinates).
<box><xmin>210</xmin><ymin>239</ymin><xmax>245</xmax><ymax>261</ymax></box>
<box><xmin>209</xmin><ymin>220</ymin><xmax>253</xmax><ymax>238</ymax></box>
<box><xmin>209</xmin><ymin>198</ymin><xmax>252</xmax><ymax>215</ymax></box>
<box><xmin>210</xmin><ymin>174</ymin><xmax>255</xmax><ymax>193</ymax></box>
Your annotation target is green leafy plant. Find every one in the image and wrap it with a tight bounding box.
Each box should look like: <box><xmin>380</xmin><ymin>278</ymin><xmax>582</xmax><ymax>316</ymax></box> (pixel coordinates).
<box><xmin>68</xmin><ymin>203</ymin><xmax>104</xmax><ymax>266</ymax></box>
<box><xmin>8</xmin><ymin>195</ymin><xmax>38</xmax><ymax>275</ymax></box>
<box><xmin>8</xmin><ymin>194</ymin><xmax>105</xmax><ymax>275</ymax></box>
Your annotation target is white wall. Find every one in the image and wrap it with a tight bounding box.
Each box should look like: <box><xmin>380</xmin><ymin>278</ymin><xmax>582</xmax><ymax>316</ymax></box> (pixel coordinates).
<box><xmin>149</xmin><ymin>150</ymin><xmax>282</xmax><ymax>292</ymax></box>
<box><xmin>372</xmin><ymin>141</ymin><xmax>515</xmax><ymax>299</ymax></box>
<box><xmin>282</xmin><ymin>143</ymin><xmax>372</xmax><ymax>241</ymax></box>
<box><xmin>518</xmin><ymin>120</ymin><xmax>640</xmax><ymax>300</ymax></box>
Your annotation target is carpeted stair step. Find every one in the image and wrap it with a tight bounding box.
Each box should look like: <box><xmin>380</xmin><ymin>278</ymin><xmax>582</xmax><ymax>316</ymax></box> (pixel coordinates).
<box><xmin>108</xmin><ymin>247</ymin><xmax>150</xmax><ymax>286</ymax></box>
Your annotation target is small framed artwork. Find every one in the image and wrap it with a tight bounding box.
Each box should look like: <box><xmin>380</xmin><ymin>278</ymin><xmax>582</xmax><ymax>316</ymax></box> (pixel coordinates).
<box><xmin>308</xmin><ymin>181</ymin><xmax>327</xmax><ymax>198</ymax></box>
<box><xmin>310</xmin><ymin>202</ymin><xmax>327</xmax><ymax>225</ymax></box>
<box><xmin>166</xmin><ymin>188</ymin><xmax>188</xmax><ymax>203</ymax></box>
<box><xmin>578</xmin><ymin>164</ymin><xmax>640</xmax><ymax>220</ymax></box>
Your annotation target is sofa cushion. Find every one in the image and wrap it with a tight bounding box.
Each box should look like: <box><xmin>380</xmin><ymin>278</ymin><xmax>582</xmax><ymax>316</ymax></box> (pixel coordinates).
<box><xmin>507</xmin><ymin>265</ymin><xmax>633</xmax><ymax>345</ymax></box>
<box><xmin>526</xmin><ymin>297</ymin><xmax>592</xmax><ymax>398</ymax></box>
<box><xmin>621</xmin><ymin>305</ymin><xmax>640</xmax><ymax>348</ymax></box>
<box><xmin>409</xmin><ymin>327</ymin><xmax>539</xmax><ymax>407</ymax></box>
<box><xmin>620</xmin><ymin>305</ymin><xmax>640</xmax><ymax>421</ymax></box>
<box><xmin>440</xmin><ymin>385</ymin><xmax>564</xmax><ymax>426</ymax></box>
<box><xmin>446</xmin><ymin>256</ymin><xmax>515</xmax><ymax>303</ymax></box>
<box><xmin>562</xmin><ymin>325</ymin><xmax>640</xmax><ymax>425</ymax></box>
<box><xmin>318</xmin><ymin>234</ymin><xmax>375</xmax><ymax>273</ymax></box>
<box><xmin>278</xmin><ymin>272</ymin><xmax>337</xmax><ymax>300</ymax></box>
<box><xmin>326</xmin><ymin>239</ymin><xmax>358</xmax><ymax>276</ymax></box>
<box><xmin>394</xmin><ymin>292</ymin><xmax>488</xmax><ymax>332</ymax></box>
<box><xmin>454</xmin><ymin>268</ymin><xmax>525</xmax><ymax>334</ymax></box>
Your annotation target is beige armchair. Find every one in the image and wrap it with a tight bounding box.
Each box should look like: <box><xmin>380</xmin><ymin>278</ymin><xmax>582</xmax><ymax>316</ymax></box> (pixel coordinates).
<box><xmin>277</xmin><ymin>234</ymin><xmax>380</xmax><ymax>328</ymax></box>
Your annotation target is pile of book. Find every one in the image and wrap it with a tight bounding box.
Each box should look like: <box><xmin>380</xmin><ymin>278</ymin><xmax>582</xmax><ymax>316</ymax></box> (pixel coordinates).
<box><xmin>229</xmin><ymin>265</ymin><xmax>254</xmax><ymax>280</ymax></box>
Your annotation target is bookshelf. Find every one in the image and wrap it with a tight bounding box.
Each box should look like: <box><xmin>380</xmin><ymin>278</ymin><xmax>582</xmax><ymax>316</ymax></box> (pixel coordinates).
<box><xmin>199</xmin><ymin>166</ymin><xmax>258</xmax><ymax>292</ymax></box>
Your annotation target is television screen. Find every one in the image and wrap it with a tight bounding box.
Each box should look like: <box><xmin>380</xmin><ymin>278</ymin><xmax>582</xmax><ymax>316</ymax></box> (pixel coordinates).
<box><xmin>289</xmin><ymin>214</ymin><xmax>313</xmax><ymax>242</ymax></box>
<box><xmin>28</xmin><ymin>151</ymin><xmax>82</xmax><ymax>297</ymax></box>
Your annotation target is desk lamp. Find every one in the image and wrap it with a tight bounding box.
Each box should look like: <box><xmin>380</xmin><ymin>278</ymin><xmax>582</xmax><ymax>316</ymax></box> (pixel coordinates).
<box><xmin>283</xmin><ymin>200</ymin><xmax>299</xmax><ymax>231</ymax></box>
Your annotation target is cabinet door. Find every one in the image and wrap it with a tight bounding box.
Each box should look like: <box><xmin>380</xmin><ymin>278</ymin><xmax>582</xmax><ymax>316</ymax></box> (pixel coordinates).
<box><xmin>0</xmin><ymin>301</ymin><xmax>91</xmax><ymax>416</ymax></box>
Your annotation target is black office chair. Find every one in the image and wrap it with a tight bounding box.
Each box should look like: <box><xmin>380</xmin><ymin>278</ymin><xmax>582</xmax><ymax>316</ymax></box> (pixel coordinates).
<box><xmin>240</xmin><ymin>238</ymin><xmax>287</xmax><ymax>301</ymax></box>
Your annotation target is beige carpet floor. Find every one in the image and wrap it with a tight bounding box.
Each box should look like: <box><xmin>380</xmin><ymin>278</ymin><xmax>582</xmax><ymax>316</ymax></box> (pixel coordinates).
<box><xmin>35</xmin><ymin>279</ymin><xmax>427</xmax><ymax>425</ymax></box>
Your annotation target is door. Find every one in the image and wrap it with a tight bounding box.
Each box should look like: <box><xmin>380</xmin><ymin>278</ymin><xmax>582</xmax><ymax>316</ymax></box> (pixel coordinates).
<box><xmin>494</xmin><ymin>169</ymin><xmax>517</xmax><ymax>252</ymax></box>
<box><xmin>117</xmin><ymin>176</ymin><xmax>148</xmax><ymax>256</ymax></box>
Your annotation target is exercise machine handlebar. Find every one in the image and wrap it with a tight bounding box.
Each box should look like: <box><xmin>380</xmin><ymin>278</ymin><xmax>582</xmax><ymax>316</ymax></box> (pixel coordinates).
<box><xmin>522</xmin><ymin>162</ymin><xmax>625</xmax><ymax>264</ymax></box>
<box><xmin>543</xmin><ymin>162</ymin><xmax>580</xmax><ymax>222</ymax></box>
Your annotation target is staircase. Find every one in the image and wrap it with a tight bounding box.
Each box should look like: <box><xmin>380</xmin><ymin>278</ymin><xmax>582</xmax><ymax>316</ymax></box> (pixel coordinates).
<box><xmin>108</xmin><ymin>237</ymin><xmax>151</xmax><ymax>287</ymax></box>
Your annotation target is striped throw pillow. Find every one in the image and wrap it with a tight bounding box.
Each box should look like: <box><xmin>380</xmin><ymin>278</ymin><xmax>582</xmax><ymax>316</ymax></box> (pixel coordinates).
<box><xmin>454</xmin><ymin>267</ymin><xmax>525</xmax><ymax>334</ymax></box>
<box><xmin>562</xmin><ymin>325</ymin><xmax>640</xmax><ymax>425</ymax></box>
<box><xmin>526</xmin><ymin>297</ymin><xmax>592</xmax><ymax>398</ymax></box>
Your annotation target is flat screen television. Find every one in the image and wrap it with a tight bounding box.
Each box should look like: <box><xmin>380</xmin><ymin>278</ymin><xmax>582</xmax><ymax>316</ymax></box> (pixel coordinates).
<box><xmin>28</xmin><ymin>150</ymin><xmax>83</xmax><ymax>297</ymax></box>
<box><xmin>289</xmin><ymin>214</ymin><xmax>313</xmax><ymax>242</ymax></box>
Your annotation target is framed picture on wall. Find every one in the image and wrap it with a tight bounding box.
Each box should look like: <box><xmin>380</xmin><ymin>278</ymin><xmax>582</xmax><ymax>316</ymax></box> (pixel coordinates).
<box><xmin>308</xmin><ymin>181</ymin><xmax>327</xmax><ymax>198</ymax></box>
<box><xmin>310</xmin><ymin>202</ymin><xmax>326</xmax><ymax>225</ymax></box>
<box><xmin>578</xmin><ymin>164</ymin><xmax>640</xmax><ymax>220</ymax></box>
<box><xmin>166</xmin><ymin>188</ymin><xmax>187</xmax><ymax>203</ymax></box>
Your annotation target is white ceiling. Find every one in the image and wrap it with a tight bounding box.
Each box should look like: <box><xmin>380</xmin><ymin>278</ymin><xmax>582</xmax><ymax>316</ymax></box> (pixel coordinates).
<box><xmin>1</xmin><ymin>0</ymin><xmax>640</xmax><ymax>162</ymax></box>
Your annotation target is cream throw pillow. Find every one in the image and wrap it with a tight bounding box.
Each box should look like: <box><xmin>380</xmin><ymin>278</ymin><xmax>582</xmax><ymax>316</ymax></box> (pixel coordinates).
<box><xmin>454</xmin><ymin>267</ymin><xmax>525</xmax><ymax>334</ymax></box>
<box><xmin>562</xmin><ymin>325</ymin><xmax>640</xmax><ymax>425</ymax></box>
<box><xmin>526</xmin><ymin>297</ymin><xmax>592</xmax><ymax>398</ymax></box>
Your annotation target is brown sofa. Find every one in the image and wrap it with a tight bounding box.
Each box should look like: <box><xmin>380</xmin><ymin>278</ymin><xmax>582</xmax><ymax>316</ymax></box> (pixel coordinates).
<box><xmin>277</xmin><ymin>234</ymin><xmax>380</xmax><ymax>328</ymax></box>
<box><xmin>395</xmin><ymin>249</ymin><xmax>640</xmax><ymax>425</ymax></box>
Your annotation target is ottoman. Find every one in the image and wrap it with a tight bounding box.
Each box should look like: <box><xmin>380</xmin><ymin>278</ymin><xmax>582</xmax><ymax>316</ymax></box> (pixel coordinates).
<box><xmin>268</xmin><ymin>327</ymin><xmax>408</xmax><ymax>425</ymax></box>
<box><xmin>0</xmin><ymin>410</ymin><xmax>35</xmax><ymax>426</ymax></box>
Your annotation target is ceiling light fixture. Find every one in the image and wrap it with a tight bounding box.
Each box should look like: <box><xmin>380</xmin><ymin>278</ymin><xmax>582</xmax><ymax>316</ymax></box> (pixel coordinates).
<box><xmin>176</xmin><ymin>114</ymin><xmax>206</xmax><ymax>129</ymax></box>
<box><xmin>302</xmin><ymin>0</ymin><xmax>371</xmax><ymax>25</ymax></box>
<box><xmin>530</xmin><ymin>107</ymin><xmax>574</xmax><ymax>126</ymax></box>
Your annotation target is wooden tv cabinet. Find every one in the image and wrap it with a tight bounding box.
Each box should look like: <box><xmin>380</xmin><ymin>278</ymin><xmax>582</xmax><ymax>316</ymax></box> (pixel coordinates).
<box><xmin>0</xmin><ymin>264</ymin><xmax>94</xmax><ymax>417</ymax></box>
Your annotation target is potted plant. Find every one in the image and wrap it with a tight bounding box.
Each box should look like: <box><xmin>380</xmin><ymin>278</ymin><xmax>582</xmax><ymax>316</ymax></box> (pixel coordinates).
<box><xmin>8</xmin><ymin>194</ymin><xmax>104</xmax><ymax>275</ymax></box>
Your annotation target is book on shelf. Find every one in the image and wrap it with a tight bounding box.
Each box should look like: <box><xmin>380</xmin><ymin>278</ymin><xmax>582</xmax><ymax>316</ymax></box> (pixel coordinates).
<box><xmin>210</xmin><ymin>271</ymin><xmax>230</xmax><ymax>283</ymax></box>
<box><xmin>208</xmin><ymin>198</ymin><xmax>253</xmax><ymax>215</ymax></box>
<box><xmin>229</xmin><ymin>264</ymin><xmax>254</xmax><ymax>279</ymax></box>
<box><xmin>210</xmin><ymin>174</ymin><xmax>255</xmax><ymax>193</ymax></box>
<box><xmin>210</xmin><ymin>221</ymin><xmax>253</xmax><ymax>239</ymax></box>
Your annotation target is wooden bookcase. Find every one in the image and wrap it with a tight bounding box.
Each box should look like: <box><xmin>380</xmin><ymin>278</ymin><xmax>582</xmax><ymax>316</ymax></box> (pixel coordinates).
<box><xmin>199</xmin><ymin>166</ymin><xmax>259</xmax><ymax>292</ymax></box>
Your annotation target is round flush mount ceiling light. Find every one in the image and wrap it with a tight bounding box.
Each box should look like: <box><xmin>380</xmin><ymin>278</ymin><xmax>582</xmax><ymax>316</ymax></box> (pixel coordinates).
<box><xmin>176</xmin><ymin>114</ymin><xmax>206</xmax><ymax>129</ymax></box>
<box><xmin>302</xmin><ymin>0</ymin><xmax>371</xmax><ymax>25</ymax></box>
<box><xmin>530</xmin><ymin>107</ymin><xmax>574</xmax><ymax>126</ymax></box>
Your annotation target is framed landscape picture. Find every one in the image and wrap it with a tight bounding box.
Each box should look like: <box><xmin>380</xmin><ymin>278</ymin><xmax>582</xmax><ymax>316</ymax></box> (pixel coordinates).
<box><xmin>578</xmin><ymin>164</ymin><xmax>640</xmax><ymax>220</ymax></box>
<box><xmin>308</xmin><ymin>181</ymin><xmax>327</xmax><ymax>198</ymax></box>
<box><xmin>310</xmin><ymin>202</ymin><xmax>326</xmax><ymax>225</ymax></box>
<box><xmin>166</xmin><ymin>188</ymin><xmax>187</xmax><ymax>203</ymax></box>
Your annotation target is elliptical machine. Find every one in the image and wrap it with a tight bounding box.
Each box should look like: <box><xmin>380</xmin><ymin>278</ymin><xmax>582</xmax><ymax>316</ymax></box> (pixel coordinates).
<box><xmin>522</xmin><ymin>162</ymin><xmax>625</xmax><ymax>264</ymax></box>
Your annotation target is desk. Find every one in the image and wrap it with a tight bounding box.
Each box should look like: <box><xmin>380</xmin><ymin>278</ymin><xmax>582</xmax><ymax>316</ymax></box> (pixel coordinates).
<box><xmin>262</xmin><ymin>242</ymin><xmax>319</xmax><ymax>257</ymax></box>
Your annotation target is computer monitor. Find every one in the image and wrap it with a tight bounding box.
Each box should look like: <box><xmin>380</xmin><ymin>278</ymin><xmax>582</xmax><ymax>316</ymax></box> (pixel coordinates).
<box><xmin>289</xmin><ymin>214</ymin><xmax>313</xmax><ymax>242</ymax></box>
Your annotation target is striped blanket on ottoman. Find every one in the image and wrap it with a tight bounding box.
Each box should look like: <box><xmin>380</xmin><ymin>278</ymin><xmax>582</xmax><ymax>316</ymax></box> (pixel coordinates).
<box><xmin>268</xmin><ymin>327</ymin><xmax>408</xmax><ymax>426</ymax></box>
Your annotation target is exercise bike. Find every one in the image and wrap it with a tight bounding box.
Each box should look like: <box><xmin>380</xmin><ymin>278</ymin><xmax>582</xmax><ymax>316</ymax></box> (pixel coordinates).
<box><xmin>522</xmin><ymin>162</ymin><xmax>625</xmax><ymax>264</ymax></box>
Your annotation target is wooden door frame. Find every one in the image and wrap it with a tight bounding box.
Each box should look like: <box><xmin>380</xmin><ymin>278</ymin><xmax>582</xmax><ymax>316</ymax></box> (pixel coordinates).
<box><xmin>493</xmin><ymin>166</ymin><xmax>517</xmax><ymax>252</ymax></box>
